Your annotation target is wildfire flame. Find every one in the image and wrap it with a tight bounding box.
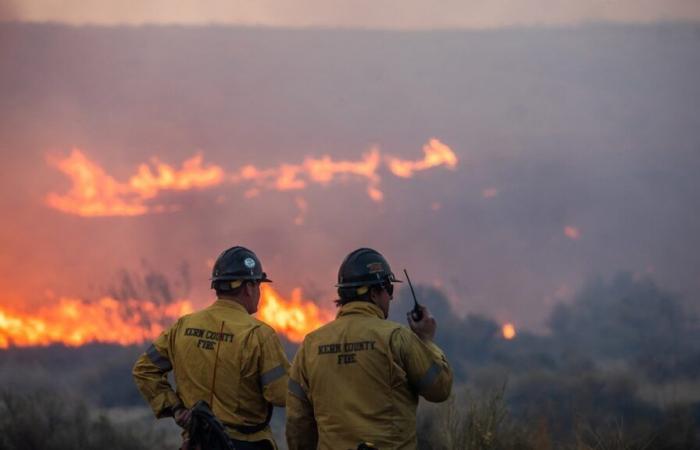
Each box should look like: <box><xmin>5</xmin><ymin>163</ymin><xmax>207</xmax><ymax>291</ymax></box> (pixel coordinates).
<box><xmin>387</xmin><ymin>138</ymin><xmax>458</xmax><ymax>178</ymax></box>
<box><xmin>234</xmin><ymin>148</ymin><xmax>383</xmax><ymax>202</ymax></box>
<box><xmin>130</xmin><ymin>154</ymin><xmax>225</xmax><ymax>199</ymax></box>
<box><xmin>257</xmin><ymin>284</ymin><xmax>333</xmax><ymax>343</ymax></box>
<box><xmin>0</xmin><ymin>297</ymin><xmax>194</xmax><ymax>348</ymax></box>
<box><xmin>46</xmin><ymin>139</ymin><xmax>457</xmax><ymax>217</ymax></box>
<box><xmin>0</xmin><ymin>285</ymin><xmax>333</xmax><ymax>348</ymax></box>
<box><xmin>501</xmin><ymin>322</ymin><xmax>516</xmax><ymax>340</ymax></box>
<box><xmin>46</xmin><ymin>150</ymin><xmax>224</xmax><ymax>217</ymax></box>
<box><xmin>46</xmin><ymin>150</ymin><xmax>146</xmax><ymax>217</ymax></box>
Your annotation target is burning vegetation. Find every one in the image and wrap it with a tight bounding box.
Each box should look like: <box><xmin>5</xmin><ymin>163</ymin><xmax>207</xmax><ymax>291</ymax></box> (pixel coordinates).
<box><xmin>501</xmin><ymin>322</ymin><xmax>516</xmax><ymax>340</ymax></box>
<box><xmin>257</xmin><ymin>284</ymin><xmax>334</xmax><ymax>343</ymax></box>
<box><xmin>0</xmin><ymin>298</ymin><xmax>194</xmax><ymax>348</ymax></box>
<box><xmin>1</xmin><ymin>273</ymin><xmax>698</xmax><ymax>449</ymax></box>
<box><xmin>0</xmin><ymin>285</ymin><xmax>333</xmax><ymax>348</ymax></box>
<box><xmin>45</xmin><ymin>139</ymin><xmax>458</xmax><ymax>217</ymax></box>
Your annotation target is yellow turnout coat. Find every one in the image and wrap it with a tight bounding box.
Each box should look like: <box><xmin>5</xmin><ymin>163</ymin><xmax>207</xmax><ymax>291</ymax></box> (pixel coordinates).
<box><xmin>133</xmin><ymin>298</ymin><xmax>290</xmax><ymax>446</ymax></box>
<box><xmin>286</xmin><ymin>301</ymin><xmax>452</xmax><ymax>450</ymax></box>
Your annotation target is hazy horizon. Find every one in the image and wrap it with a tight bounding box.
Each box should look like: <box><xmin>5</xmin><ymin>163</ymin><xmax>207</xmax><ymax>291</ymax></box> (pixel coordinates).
<box><xmin>2</xmin><ymin>0</ymin><xmax>700</xmax><ymax>29</ymax></box>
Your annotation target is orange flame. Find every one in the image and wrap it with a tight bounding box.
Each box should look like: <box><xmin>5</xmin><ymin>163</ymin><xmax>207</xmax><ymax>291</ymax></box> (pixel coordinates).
<box><xmin>46</xmin><ymin>139</ymin><xmax>457</xmax><ymax>217</ymax></box>
<box><xmin>0</xmin><ymin>297</ymin><xmax>194</xmax><ymax>348</ymax></box>
<box><xmin>45</xmin><ymin>150</ymin><xmax>146</xmax><ymax>216</ymax></box>
<box><xmin>46</xmin><ymin>150</ymin><xmax>224</xmax><ymax>217</ymax></box>
<box><xmin>304</xmin><ymin>148</ymin><xmax>382</xmax><ymax>201</ymax></box>
<box><xmin>234</xmin><ymin>149</ymin><xmax>382</xmax><ymax>201</ymax></box>
<box><xmin>257</xmin><ymin>284</ymin><xmax>333</xmax><ymax>343</ymax></box>
<box><xmin>501</xmin><ymin>322</ymin><xmax>516</xmax><ymax>340</ymax></box>
<box><xmin>129</xmin><ymin>154</ymin><xmax>225</xmax><ymax>199</ymax></box>
<box><xmin>387</xmin><ymin>138</ymin><xmax>458</xmax><ymax>178</ymax></box>
<box><xmin>0</xmin><ymin>286</ymin><xmax>334</xmax><ymax>347</ymax></box>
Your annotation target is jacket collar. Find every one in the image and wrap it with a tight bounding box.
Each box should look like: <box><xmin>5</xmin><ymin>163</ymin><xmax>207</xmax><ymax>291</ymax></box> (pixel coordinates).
<box><xmin>337</xmin><ymin>301</ymin><xmax>385</xmax><ymax>320</ymax></box>
<box><xmin>213</xmin><ymin>298</ymin><xmax>249</xmax><ymax>314</ymax></box>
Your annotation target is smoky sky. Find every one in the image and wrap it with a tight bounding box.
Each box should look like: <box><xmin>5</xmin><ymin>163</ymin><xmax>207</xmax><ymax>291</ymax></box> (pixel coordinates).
<box><xmin>1</xmin><ymin>23</ymin><xmax>699</xmax><ymax>329</ymax></box>
<box><xmin>0</xmin><ymin>0</ymin><xmax>16</xmax><ymax>22</ymax></box>
<box><xmin>3</xmin><ymin>0</ymin><xmax>700</xmax><ymax>28</ymax></box>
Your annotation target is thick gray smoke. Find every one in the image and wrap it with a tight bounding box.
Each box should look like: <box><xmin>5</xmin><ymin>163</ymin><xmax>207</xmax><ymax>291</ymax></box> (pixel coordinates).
<box><xmin>1</xmin><ymin>23</ymin><xmax>699</xmax><ymax>330</ymax></box>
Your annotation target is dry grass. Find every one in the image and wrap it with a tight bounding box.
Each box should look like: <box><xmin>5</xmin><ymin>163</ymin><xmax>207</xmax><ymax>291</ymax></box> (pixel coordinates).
<box><xmin>0</xmin><ymin>388</ymin><xmax>176</xmax><ymax>450</ymax></box>
<box><xmin>416</xmin><ymin>385</ymin><xmax>698</xmax><ymax>450</ymax></box>
<box><xmin>418</xmin><ymin>384</ymin><xmax>535</xmax><ymax>450</ymax></box>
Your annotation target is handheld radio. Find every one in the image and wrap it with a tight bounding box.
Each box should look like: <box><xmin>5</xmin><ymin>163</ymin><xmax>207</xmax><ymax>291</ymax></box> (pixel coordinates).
<box><xmin>403</xmin><ymin>269</ymin><xmax>423</xmax><ymax>322</ymax></box>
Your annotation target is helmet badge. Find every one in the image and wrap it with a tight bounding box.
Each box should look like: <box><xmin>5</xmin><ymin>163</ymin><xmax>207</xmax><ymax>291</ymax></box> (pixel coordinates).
<box><xmin>367</xmin><ymin>262</ymin><xmax>384</xmax><ymax>273</ymax></box>
<box><xmin>244</xmin><ymin>257</ymin><xmax>256</xmax><ymax>269</ymax></box>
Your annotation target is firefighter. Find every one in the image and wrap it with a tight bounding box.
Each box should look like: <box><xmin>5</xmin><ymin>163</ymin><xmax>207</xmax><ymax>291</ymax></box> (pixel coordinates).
<box><xmin>133</xmin><ymin>246</ymin><xmax>290</xmax><ymax>450</ymax></box>
<box><xmin>286</xmin><ymin>248</ymin><xmax>453</xmax><ymax>450</ymax></box>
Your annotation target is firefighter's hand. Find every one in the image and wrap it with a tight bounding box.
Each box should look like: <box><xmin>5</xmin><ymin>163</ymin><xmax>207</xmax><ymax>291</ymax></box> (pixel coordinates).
<box><xmin>173</xmin><ymin>406</ymin><xmax>192</xmax><ymax>429</ymax></box>
<box><xmin>407</xmin><ymin>305</ymin><xmax>436</xmax><ymax>341</ymax></box>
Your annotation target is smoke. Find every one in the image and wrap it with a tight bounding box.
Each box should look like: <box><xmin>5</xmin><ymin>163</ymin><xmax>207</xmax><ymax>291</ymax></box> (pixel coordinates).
<box><xmin>44</xmin><ymin>141</ymin><xmax>457</xmax><ymax>217</ymax></box>
<box><xmin>0</xmin><ymin>0</ymin><xmax>17</xmax><ymax>22</ymax></box>
<box><xmin>548</xmin><ymin>272</ymin><xmax>698</xmax><ymax>378</ymax></box>
<box><xmin>2</xmin><ymin>0</ymin><xmax>700</xmax><ymax>27</ymax></box>
<box><xmin>389</xmin><ymin>273</ymin><xmax>700</xmax><ymax>384</ymax></box>
<box><xmin>1</xmin><ymin>23</ymin><xmax>699</xmax><ymax>331</ymax></box>
<box><xmin>107</xmin><ymin>264</ymin><xmax>191</xmax><ymax>304</ymax></box>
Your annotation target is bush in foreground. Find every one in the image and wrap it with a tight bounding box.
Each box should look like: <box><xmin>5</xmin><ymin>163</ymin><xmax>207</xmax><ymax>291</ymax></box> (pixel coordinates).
<box><xmin>0</xmin><ymin>388</ymin><xmax>172</xmax><ymax>450</ymax></box>
<box><xmin>417</xmin><ymin>386</ymin><xmax>698</xmax><ymax>450</ymax></box>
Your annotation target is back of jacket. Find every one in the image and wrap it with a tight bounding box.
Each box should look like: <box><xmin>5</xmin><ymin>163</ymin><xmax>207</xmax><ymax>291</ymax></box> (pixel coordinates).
<box><xmin>133</xmin><ymin>299</ymin><xmax>289</xmax><ymax>444</ymax></box>
<box><xmin>287</xmin><ymin>302</ymin><xmax>452</xmax><ymax>450</ymax></box>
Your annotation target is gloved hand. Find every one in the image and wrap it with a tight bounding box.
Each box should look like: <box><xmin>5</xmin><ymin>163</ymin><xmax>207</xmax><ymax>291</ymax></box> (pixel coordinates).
<box><xmin>407</xmin><ymin>305</ymin><xmax>436</xmax><ymax>342</ymax></box>
<box><xmin>173</xmin><ymin>406</ymin><xmax>193</xmax><ymax>428</ymax></box>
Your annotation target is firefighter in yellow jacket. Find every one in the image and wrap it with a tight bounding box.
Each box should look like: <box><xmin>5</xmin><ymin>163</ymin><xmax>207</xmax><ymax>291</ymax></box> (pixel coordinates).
<box><xmin>133</xmin><ymin>246</ymin><xmax>290</xmax><ymax>450</ymax></box>
<box><xmin>286</xmin><ymin>248</ymin><xmax>453</xmax><ymax>450</ymax></box>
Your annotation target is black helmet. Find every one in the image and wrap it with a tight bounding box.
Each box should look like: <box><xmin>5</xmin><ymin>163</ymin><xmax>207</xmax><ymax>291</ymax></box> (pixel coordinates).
<box><xmin>210</xmin><ymin>246</ymin><xmax>271</xmax><ymax>289</ymax></box>
<box><xmin>336</xmin><ymin>248</ymin><xmax>401</xmax><ymax>288</ymax></box>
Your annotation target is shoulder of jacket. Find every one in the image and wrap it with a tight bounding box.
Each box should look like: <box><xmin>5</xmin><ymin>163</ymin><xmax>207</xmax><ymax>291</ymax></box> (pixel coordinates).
<box><xmin>248</xmin><ymin>317</ymin><xmax>275</xmax><ymax>336</ymax></box>
<box><xmin>298</xmin><ymin>319</ymin><xmax>336</xmax><ymax>345</ymax></box>
<box><xmin>175</xmin><ymin>309</ymin><xmax>215</xmax><ymax>329</ymax></box>
<box><xmin>169</xmin><ymin>313</ymin><xmax>192</xmax><ymax>330</ymax></box>
<box><xmin>368</xmin><ymin>318</ymin><xmax>405</xmax><ymax>336</ymax></box>
<box><xmin>383</xmin><ymin>318</ymin><xmax>406</xmax><ymax>330</ymax></box>
<box><xmin>387</xmin><ymin>323</ymin><xmax>420</xmax><ymax>344</ymax></box>
<box><xmin>176</xmin><ymin>311</ymin><xmax>196</xmax><ymax>323</ymax></box>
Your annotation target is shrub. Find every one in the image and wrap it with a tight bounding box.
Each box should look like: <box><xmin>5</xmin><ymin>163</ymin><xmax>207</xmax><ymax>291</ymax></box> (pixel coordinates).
<box><xmin>0</xmin><ymin>388</ymin><xmax>173</xmax><ymax>450</ymax></box>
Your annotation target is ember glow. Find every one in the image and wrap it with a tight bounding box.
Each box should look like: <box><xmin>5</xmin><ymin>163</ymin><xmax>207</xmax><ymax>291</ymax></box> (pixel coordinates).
<box><xmin>564</xmin><ymin>226</ymin><xmax>581</xmax><ymax>240</ymax></box>
<box><xmin>46</xmin><ymin>139</ymin><xmax>457</xmax><ymax>217</ymax></box>
<box><xmin>257</xmin><ymin>284</ymin><xmax>334</xmax><ymax>343</ymax></box>
<box><xmin>294</xmin><ymin>196</ymin><xmax>309</xmax><ymax>225</ymax></box>
<box><xmin>0</xmin><ymin>297</ymin><xmax>194</xmax><ymax>348</ymax></box>
<box><xmin>502</xmin><ymin>322</ymin><xmax>517</xmax><ymax>340</ymax></box>
<box><xmin>482</xmin><ymin>187</ymin><xmax>499</xmax><ymax>199</ymax></box>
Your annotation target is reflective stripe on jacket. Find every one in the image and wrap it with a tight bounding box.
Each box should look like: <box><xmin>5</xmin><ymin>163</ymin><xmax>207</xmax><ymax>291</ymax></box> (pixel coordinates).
<box><xmin>286</xmin><ymin>301</ymin><xmax>452</xmax><ymax>450</ymax></box>
<box><xmin>133</xmin><ymin>298</ymin><xmax>290</xmax><ymax>445</ymax></box>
